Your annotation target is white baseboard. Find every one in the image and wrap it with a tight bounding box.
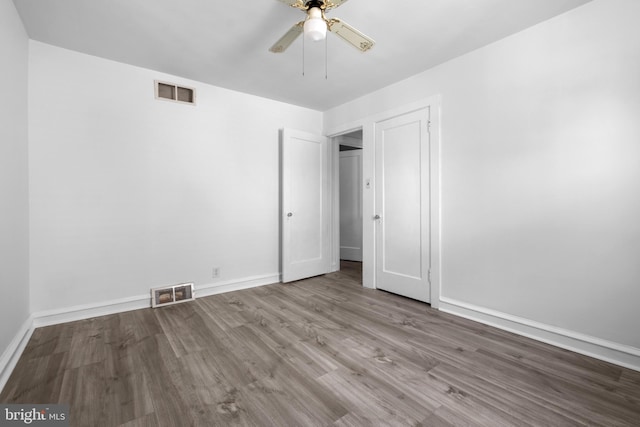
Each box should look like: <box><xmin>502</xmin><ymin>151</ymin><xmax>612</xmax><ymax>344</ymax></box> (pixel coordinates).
<box><xmin>0</xmin><ymin>273</ymin><xmax>281</xmax><ymax>394</ymax></box>
<box><xmin>30</xmin><ymin>273</ymin><xmax>281</xmax><ymax>328</ymax></box>
<box><xmin>9</xmin><ymin>279</ymin><xmax>636</xmax><ymax>394</ymax></box>
<box><xmin>196</xmin><ymin>273</ymin><xmax>280</xmax><ymax>298</ymax></box>
<box><xmin>340</xmin><ymin>247</ymin><xmax>363</xmax><ymax>262</ymax></box>
<box><xmin>32</xmin><ymin>294</ymin><xmax>150</xmax><ymax>328</ymax></box>
<box><xmin>439</xmin><ymin>297</ymin><xmax>640</xmax><ymax>372</ymax></box>
<box><xmin>0</xmin><ymin>316</ymin><xmax>35</xmax><ymax>393</ymax></box>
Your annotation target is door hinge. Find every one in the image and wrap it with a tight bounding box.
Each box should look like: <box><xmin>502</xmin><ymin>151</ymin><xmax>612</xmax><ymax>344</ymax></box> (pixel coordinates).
<box><xmin>428</xmin><ymin>269</ymin><xmax>431</xmax><ymax>283</ymax></box>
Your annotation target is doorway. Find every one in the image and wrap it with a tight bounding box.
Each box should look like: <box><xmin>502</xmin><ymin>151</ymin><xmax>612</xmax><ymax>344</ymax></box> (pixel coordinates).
<box><xmin>333</xmin><ymin>130</ymin><xmax>364</xmax><ymax>284</ymax></box>
<box><xmin>339</xmin><ymin>141</ymin><xmax>363</xmax><ymax>262</ymax></box>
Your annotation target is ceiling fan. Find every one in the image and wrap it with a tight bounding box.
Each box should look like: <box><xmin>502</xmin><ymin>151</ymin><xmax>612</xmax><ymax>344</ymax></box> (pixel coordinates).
<box><xmin>269</xmin><ymin>0</ymin><xmax>375</xmax><ymax>53</ymax></box>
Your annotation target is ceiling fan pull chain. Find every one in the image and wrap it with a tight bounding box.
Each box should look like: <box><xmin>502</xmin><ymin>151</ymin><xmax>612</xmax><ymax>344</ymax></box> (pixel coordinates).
<box><xmin>325</xmin><ymin>32</ymin><xmax>328</xmax><ymax>80</ymax></box>
<box><xmin>302</xmin><ymin>33</ymin><xmax>305</xmax><ymax>76</ymax></box>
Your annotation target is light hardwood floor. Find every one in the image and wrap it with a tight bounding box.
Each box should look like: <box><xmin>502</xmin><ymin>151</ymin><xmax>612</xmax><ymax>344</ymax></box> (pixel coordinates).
<box><xmin>2</xmin><ymin>261</ymin><xmax>639</xmax><ymax>426</ymax></box>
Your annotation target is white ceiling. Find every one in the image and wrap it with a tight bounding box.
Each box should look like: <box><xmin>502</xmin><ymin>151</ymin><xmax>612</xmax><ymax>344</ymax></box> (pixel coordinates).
<box><xmin>13</xmin><ymin>0</ymin><xmax>591</xmax><ymax>111</ymax></box>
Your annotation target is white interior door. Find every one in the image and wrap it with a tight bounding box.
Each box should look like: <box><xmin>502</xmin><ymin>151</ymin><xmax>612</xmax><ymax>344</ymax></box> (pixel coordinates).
<box><xmin>281</xmin><ymin>128</ymin><xmax>330</xmax><ymax>283</ymax></box>
<box><xmin>374</xmin><ymin>108</ymin><xmax>431</xmax><ymax>302</ymax></box>
<box><xmin>339</xmin><ymin>149</ymin><xmax>363</xmax><ymax>261</ymax></box>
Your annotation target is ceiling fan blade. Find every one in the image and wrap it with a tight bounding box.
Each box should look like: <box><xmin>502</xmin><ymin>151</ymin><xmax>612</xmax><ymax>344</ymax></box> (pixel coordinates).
<box><xmin>276</xmin><ymin>0</ymin><xmax>306</xmax><ymax>10</ymax></box>
<box><xmin>327</xmin><ymin>18</ymin><xmax>374</xmax><ymax>52</ymax></box>
<box><xmin>269</xmin><ymin>22</ymin><xmax>304</xmax><ymax>53</ymax></box>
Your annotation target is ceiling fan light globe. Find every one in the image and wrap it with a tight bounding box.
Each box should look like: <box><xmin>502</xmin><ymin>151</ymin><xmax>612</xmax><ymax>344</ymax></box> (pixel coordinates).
<box><xmin>304</xmin><ymin>18</ymin><xmax>326</xmax><ymax>41</ymax></box>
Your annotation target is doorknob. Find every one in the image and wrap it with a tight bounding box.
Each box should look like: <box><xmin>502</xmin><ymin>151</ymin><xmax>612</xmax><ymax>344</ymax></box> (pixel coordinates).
<box><xmin>373</xmin><ymin>214</ymin><xmax>381</xmax><ymax>220</ymax></box>
<box><xmin>287</xmin><ymin>212</ymin><xmax>293</xmax><ymax>217</ymax></box>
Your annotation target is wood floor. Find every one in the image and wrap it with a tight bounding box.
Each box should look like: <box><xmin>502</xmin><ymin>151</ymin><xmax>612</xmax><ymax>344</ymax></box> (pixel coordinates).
<box><xmin>2</xmin><ymin>261</ymin><xmax>639</xmax><ymax>426</ymax></box>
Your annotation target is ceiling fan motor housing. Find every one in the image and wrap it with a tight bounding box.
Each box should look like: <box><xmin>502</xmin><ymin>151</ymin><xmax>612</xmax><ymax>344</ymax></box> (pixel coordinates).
<box><xmin>305</xmin><ymin>0</ymin><xmax>326</xmax><ymax>10</ymax></box>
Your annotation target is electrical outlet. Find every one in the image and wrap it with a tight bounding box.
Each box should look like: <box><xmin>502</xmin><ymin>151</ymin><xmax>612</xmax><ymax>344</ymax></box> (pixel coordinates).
<box><xmin>212</xmin><ymin>267</ymin><xmax>220</xmax><ymax>278</ymax></box>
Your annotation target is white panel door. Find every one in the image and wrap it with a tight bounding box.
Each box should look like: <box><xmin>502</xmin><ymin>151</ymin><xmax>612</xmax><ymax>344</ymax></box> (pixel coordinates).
<box><xmin>281</xmin><ymin>129</ymin><xmax>330</xmax><ymax>283</ymax></box>
<box><xmin>339</xmin><ymin>150</ymin><xmax>363</xmax><ymax>261</ymax></box>
<box><xmin>375</xmin><ymin>108</ymin><xmax>431</xmax><ymax>302</ymax></box>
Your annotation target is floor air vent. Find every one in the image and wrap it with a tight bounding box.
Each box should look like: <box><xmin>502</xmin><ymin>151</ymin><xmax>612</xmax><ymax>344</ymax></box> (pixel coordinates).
<box><xmin>151</xmin><ymin>282</ymin><xmax>195</xmax><ymax>308</ymax></box>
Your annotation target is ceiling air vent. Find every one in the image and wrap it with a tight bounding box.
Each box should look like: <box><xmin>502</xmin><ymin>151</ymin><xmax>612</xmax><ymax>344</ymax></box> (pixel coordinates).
<box><xmin>155</xmin><ymin>80</ymin><xmax>195</xmax><ymax>105</ymax></box>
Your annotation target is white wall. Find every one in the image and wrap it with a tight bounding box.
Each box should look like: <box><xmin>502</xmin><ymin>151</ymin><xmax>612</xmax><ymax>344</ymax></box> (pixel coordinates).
<box><xmin>325</xmin><ymin>0</ymin><xmax>640</xmax><ymax>356</ymax></box>
<box><xmin>0</xmin><ymin>0</ymin><xmax>30</xmax><ymax>366</ymax></box>
<box><xmin>28</xmin><ymin>41</ymin><xmax>322</xmax><ymax>314</ymax></box>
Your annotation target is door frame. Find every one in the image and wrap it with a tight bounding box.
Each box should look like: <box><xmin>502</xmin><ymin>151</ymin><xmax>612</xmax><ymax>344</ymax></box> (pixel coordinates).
<box><xmin>327</xmin><ymin>96</ymin><xmax>442</xmax><ymax>308</ymax></box>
